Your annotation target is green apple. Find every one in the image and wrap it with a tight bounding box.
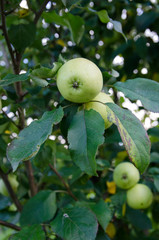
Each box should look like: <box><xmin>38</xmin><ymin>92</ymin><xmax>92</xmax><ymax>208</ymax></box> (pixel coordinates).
<box><xmin>56</xmin><ymin>58</ymin><xmax>103</xmax><ymax>103</ymax></box>
<box><xmin>127</xmin><ymin>184</ymin><xmax>153</xmax><ymax>209</ymax></box>
<box><xmin>84</xmin><ymin>92</ymin><xmax>114</xmax><ymax>129</ymax></box>
<box><xmin>0</xmin><ymin>174</ymin><xmax>19</xmax><ymax>197</ymax></box>
<box><xmin>113</xmin><ymin>162</ymin><xmax>140</xmax><ymax>189</ymax></box>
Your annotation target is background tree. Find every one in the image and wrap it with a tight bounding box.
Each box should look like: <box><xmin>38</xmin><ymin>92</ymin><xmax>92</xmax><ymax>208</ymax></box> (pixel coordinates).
<box><xmin>0</xmin><ymin>0</ymin><xmax>159</xmax><ymax>239</ymax></box>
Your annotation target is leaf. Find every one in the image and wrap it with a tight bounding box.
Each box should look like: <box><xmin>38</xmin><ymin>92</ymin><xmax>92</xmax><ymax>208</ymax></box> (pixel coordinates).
<box><xmin>89</xmin><ymin>200</ymin><xmax>113</xmax><ymax>231</ymax></box>
<box><xmin>154</xmin><ymin>177</ymin><xmax>159</xmax><ymax>192</ymax></box>
<box><xmin>109</xmin><ymin>19</ymin><xmax>127</xmax><ymax>41</ymax></box>
<box><xmin>106</xmin><ymin>103</ymin><xmax>150</xmax><ymax>173</ymax></box>
<box><xmin>31</xmin><ymin>62</ymin><xmax>62</xmax><ymax>79</ymax></box>
<box><xmin>43</xmin><ymin>11</ymin><xmax>85</xmax><ymax>44</ymax></box>
<box><xmin>51</xmin><ymin>206</ymin><xmax>98</xmax><ymax>240</ymax></box>
<box><xmin>114</xmin><ymin>78</ymin><xmax>159</xmax><ymax>113</ymax></box>
<box><xmin>68</xmin><ymin>109</ymin><xmax>105</xmax><ymax>176</ymax></box>
<box><xmin>97</xmin><ymin>10</ymin><xmax>109</xmax><ymax>23</ymax></box>
<box><xmin>30</xmin><ymin>75</ymin><xmax>49</xmax><ymax>87</ymax></box>
<box><xmin>8</xmin><ymin>23</ymin><xmax>36</xmax><ymax>52</ymax></box>
<box><xmin>0</xmin><ymin>73</ymin><xmax>29</xmax><ymax>87</ymax></box>
<box><xmin>9</xmin><ymin>225</ymin><xmax>45</xmax><ymax>240</ymax></box>
<box><xmin>20</xmin><ymin>190</ymin><xmax>57</xmax><ymax>226</ymax></box>
<box><xmin>0</xmin><ymin>195</ymin><xmax>11</xmax><ymax>210</ymax></box>
<box><xmin>7</xmin><ymin>107</ymin><xmax>64</xmax><ymax>171</ymax></box>
<box><xmin>126</xmin><ymin>207</ymin><xmax>152</xmax><ymax>230</ymax></box>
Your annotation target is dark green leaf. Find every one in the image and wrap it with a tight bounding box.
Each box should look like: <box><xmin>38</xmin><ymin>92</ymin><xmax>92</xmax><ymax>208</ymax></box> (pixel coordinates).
<box><xmin>20</xmin><ymin>190</ymin><xmax>57</xmax><ymax>226</ymax></box>
<box><xmin>51</xmin><ymin>206</ymin><xmax>98</xmax><ymax>240</ymax></box>
<box><xmin>126</xmin><ymin>207</ymin><xmax>152</xmax><ymax>230</ymax></box>
<box><xmin>7</xmin><ymin>107</ymin><xmax>64</xmax><ymax>171</ymax></box>
<box><xmin>68</xmin><ymin>109</ymin><xmax>105</xmax><ymax>176</ymax></box>
<box><xmin>0</xmin><ymin>195</ymin><xmax>11</xmax><ymax>210</ymax></box>
<box><xmin>43</xmin><ymin>11</ymin><xmax>85</xmax><ymax>44</ymax></box>
<box><xmin>106</xmin><ymin>103</ymin><xmax>150</xmax><ymax>173</ymax></box>
<box><xmin>114</xmin><ymin>78</ymin><xmax>159</xmax><ymax>113</ymax></box>
<box><xmin>90</xmin><ymin>200</ymin><xmax>113</xmax><ymax>231</ymax></box>
<box><xmin>8</xmin><ymin>23</ymin><xmax>36</xmax><ymax>52</ymax></box>
<box><xmin>154</xmin><ymin>177</ymin><xmax>159</xmax><ymax>192</ymax></box>
<box><xmin>10</xmin><ymin>224</ymin><xmax>45</xmax><ymax>240</ymax></box>
<box><xmin>0</xmin><ymin>73</ymin><xmax>29</xmax><ymax>87</ymax></box>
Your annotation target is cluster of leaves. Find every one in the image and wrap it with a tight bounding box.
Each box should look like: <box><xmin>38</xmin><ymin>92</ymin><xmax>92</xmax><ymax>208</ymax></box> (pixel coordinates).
<box><xmin>0</xmin><ymin>0</ymin><xmax>159</xmax><ymax>240</ymax></box>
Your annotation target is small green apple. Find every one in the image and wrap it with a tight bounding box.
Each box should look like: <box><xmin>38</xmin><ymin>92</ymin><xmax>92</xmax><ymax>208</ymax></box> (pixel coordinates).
<box><xmin>84</xmin><ymin>92</ymin><xmax>114</xmax><ymax>129</ymax></box>
<box><xmin>0</xmin><ymin>174</ymin><xmax>19</xmax><ymax>197</ymax></box>
<box><xmin>56</xmin><ymin>58</ymin><xmax>103</xmax><ymax>103</ymax></box>
<box><xmin>127</xmin><ymin>184</ymin><xmax>153</xmax><ymax>209</ymax></box>
<box><xmin>113</xmin><ymin>162</ymin><xmax>140</xmax><ymax>189</ymax></box>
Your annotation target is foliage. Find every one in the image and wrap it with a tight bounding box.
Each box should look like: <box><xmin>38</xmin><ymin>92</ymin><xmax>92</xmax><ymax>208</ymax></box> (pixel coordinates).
<box><xmin>0</xmin><ymin>0</ymin><xmax>159</xmax><ymax>240</ymax></box>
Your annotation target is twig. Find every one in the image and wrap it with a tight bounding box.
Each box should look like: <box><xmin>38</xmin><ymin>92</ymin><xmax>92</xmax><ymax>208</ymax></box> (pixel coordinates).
<box><xmin>34</xmin><ymin>0</ymin><xmax>50</xmax><ymax>24</ymax></box>
<box><xmin>25</xmin><ymin>161</ymin><xmax>37</xmax><ymax>197</ymax></box>
<box><xmin>2</xmin><ymin>109</ymin><xmax>20</xmax><ymax>129</ymax></box>
<box><xmin>0</xmin><ymin>220</ymin><xmax>21</xmax><ymax>231</ymax></box>
<box><xmin>49</xmin><ymin>164</ymin><xmax>78</xmax><ymax>201</ymax></box>
<box><xmin>0</xmin><ymin>0</ymin><xmax>15</xmax><ymax>68</ymax></box>
<box><xmin>0</xmin><ymin>168</ymin><xmax>22</xmax><ymax>212</ymax></box>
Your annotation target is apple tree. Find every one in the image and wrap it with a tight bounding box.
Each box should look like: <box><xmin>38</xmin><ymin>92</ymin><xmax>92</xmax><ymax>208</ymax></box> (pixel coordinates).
<box><xmin>0</xmin><ymin>0</ymin><xmax>159</xmax><ymax>239</ymax></box>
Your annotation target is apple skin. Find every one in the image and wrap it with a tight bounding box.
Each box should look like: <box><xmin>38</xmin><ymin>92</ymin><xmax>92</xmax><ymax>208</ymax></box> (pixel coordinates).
<box><xmin>84</xmin><ymin>92</ymin><xmax>114</xmax><ymax>129</ymax></box>
<box><xmin>56</xmin><ymin>58</ymin><xmax>103</xmax><ymax>103</ymax></box>
<box><xmin>113</xmin><ymin>162</ymin><xmax>140</xmax><ymax>189</ymax></box>
<box><xmin>127</xmin><ymin>184</ymin><xmax>153</xmax><ymax>209</ymax></box>
<box><xmin>0</xmin><ymin>174</ymin><xmax>19</xmax><ymax>197</ymax></box>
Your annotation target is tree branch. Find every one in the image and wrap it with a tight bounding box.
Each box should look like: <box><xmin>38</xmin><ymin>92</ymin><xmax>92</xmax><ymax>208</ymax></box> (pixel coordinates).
<box><xmin>25</xmin><ymin>161</ymin><xmax>37</xmax><ymax>197</ymax></box>
<box><xmin>0</xmin><ymin>0</ymin><xmax>15</xmax><ymax>68</ymax></box>
<box><xmin>0</xmin><ymin>168</ymin><xmax>22</xmax><ymax>212</ymax></box>
<box><xmin>0</xmin><ymin>220</ymin><xmax>21</xmax><ymax>231</ymax></box>
<box><xmin>34</xmin><ymin>0</ymin><xmax>50</xmax><ymax>24</ymax></box>
<box><xmin>49</xmin><ymin>164</ymin><xmax>78</xmax><ymax>201</ymax></box>
<box><xmin>2</xmin><ymin>109</ymin><xmax>20</xmax><ymax>130</ymax></box>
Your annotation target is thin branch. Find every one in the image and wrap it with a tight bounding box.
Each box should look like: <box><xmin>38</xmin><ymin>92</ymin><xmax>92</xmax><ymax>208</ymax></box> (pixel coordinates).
<box><xmin>0</xmin><ymin>0</ymin><xmax>15</xmax><ymax>67</ymax></box>
<box><xmin>2</xmin><ymin>109</ymin><xmax>20</xmax><ymax>129</ymax></box>
<box><xmin>34</xmin><ymin>0</ymin><xmax>50</xmax><ymax>24</ymax></box>
<box><xmin>25</xmin><ymin>161</ymin><xmax>38</xmax><ymax>197</ymax></box>
<box><xmin>0</xmin><ymin>168</ymin><xmax>22</xmax><ymax>212</ymax></box>
<box><xmin>49</xmin><ymin>164</ymin><xmax>78</xmax><ymax>201</ymax></box>
<box><xmin>0</xmin><ymin>220</ymin><xmax>21</xmax><ymax>231</ymax></box>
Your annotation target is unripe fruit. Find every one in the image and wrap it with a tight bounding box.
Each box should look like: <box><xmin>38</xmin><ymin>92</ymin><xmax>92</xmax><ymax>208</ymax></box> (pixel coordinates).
<box><xmin>57</xmin><ymin>58</ymin><xmax>103</xmax><ymax>103</ymax></box>
<box><xmin>113</xmin><ymin>162</ymin><xmax>140</xmax><ymax>189</ymax></box>
<box><xmin>127</xmin><ymin>184</ymin><xmax>153</xmax><ymax>209</ymax></box>
<box><xmin>84</xmin><ymin>92</ymin><xmax>114</xmax><ymax>129</ymax></box>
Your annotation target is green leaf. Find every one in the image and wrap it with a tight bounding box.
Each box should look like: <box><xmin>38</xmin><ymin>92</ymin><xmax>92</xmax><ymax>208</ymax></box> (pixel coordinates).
<box><xmin>7</xmin><ymin>107</ymin><xmax>64</xmax><ymax>171</ymax></box>
<box><xmin>31</xmin><ymin>62</ymin><xmax>62</xmax><ymax>79</ymax></box>
<box><xmin>20</xmin><ymin>190</ymin><xmax>57</xmax><ymax>226</ymax></box>
<box><xmin>114</xmin><ymin>78</ymin><xmax>159</xmax><ymax>113</ymax></box>
<box><xmin>89</xmin><ymin>200</ymin><xmax>113</xmax><ymax>231</ymax></box>
<box><xmin>106</xmin><ymin>103</ymin><xmax>150</xmax><ymax>173</ymax></box>
<box><xmin>0</xmin><ymin>195</ymin><xmax>11</xmax><ymax>210</ymax></box>
<box><xmin>68</xmin><ymin>109</ymin><xmax>105</xmax><ymax>176</ymax></box>
<box><xmin>97</xmin><ymin>10</ymin><xmax>109</xmax><ymax>23</ymax></box>
<box><xmin>31</xmin><ymin>75</ymin><xmax>49</xmax><ymax>87</ymax></box>
<box><xmin>51</xmin><ymin>206</ymin><xmax>98</xmax><ymax>240</ymax></box>
<box><xmin>0</xmin><ymin>73</ymin><xmax>29</xmax><ymax>87</ymax></box>
<box><xmin>154</xmin><ymin>177</ymin><xmax>159</xmax><ymax>192</ymax></box>
<box><xmin>10</xmin><ymin>225</ymin><xmax>45</xmax><ymax>240</ymax></box>
<box><xmin>43</xmin><ymin>11</ymin><xmax>85</xmax><ymax>44</ymax></box>
<box><xmin>8</xmin><ymin>23</ymin><xmax>36</xmax><ymax>52</ymax></box>
<box><xmin>109</xmin><ymin>19</ymin><xmax>127</xmax><ymax>41</ymax></box>
<box><xmin>126</xmin><ymin>207</ymin><xmax>152</xmax><ymax>230</ymax></box>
